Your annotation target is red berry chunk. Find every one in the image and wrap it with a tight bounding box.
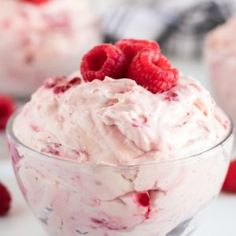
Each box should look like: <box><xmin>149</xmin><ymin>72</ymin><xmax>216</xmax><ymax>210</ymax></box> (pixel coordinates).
<box><xmin>44</xmin><ymin>76</ymin><xmax>81</xmax><ymax>94</ymax></box>
<box><xmin>165</xmin><ymin>91</ymin><xmax>179</xmax><ymax>102</ymax></box>
<box><xmin>0</xmin><ymin>183</ymin><xmax>11</xmax><ymax>216</ymax></box>
<box><xmin>222</xmin><ymin>160</ymin><xmax>236</xmax><ymax>193</ymax></box>
<box><xmin>128</xmin><ymin>49</ymin><xmax>179</xmax><ymax>93</ymax></box>
<box><xmin>80</xmin><ymin>44</ymin><xmax>126</xmax><ymax>82</ymax></box>
<box><xmin>21</xmin><ymin>0</ymin><xmax>50</xmax><ymax>5</ymax></box>
<box><xmin>0</xmin><ymin>95</ymin><xmax>15</xmax><ymax>130</ymax></box>
<box><xmin>136</xmin><ymin>192</ymin><xmax>150</xmax><ymax>207</ymax></box>
<box><xmin>115</xmin><ymin>39</ymin><xmax>160</xmax><ymax>65</ymax></box>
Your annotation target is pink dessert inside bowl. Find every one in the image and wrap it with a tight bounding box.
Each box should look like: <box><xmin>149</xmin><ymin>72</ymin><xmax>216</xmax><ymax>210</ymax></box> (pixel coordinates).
<box><xmin>8</xmin><ymin>39</ymin><xmax>233</xmax><ymax>236</ymax></box>
<box><xmin>14</xmin><ymin>74</ymin><xmax>229</xmax><ymax>164</ymax></box>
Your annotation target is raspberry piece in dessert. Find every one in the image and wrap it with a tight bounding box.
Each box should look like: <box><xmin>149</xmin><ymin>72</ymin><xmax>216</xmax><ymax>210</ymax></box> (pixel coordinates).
<box><xmin>136</xmin><ymin>192</ymin><xmax>151</xmax><ymax>219</ymax></box>
<box><xmin>44</xmin><ymin>77</ymin><xmax>81</xmax><ymax>94</ymax></box>
<box><xmin>0</xmin><ymin>95</ymin><xmax>15</xmax><ymax>130</ymax></box>
<box><xmin>136</xmin><ymin>192</ymin><xmax>150</xmax><ymax>207</ymax></box>
<box><xmin>21</xmin><ymin>0</ymin><xmax>50</xmax><ymax>5</ymax></box>
<box><xmin>128</xmin><ymin>48</ymin><xmax>179</xmax><ymax>93</ymax></box>
<box><xmin>165</xmin><ymin>91</ymin><xmax>179</xmax><ymax>102</ymax></box>
<box><xmin>222</xmin><ymin>160</ymin><xmax>236</xmax><ymax>193</ymax></box>
<box><xmin>0</xmin><ymin>183</ymin><xmax>11</xmax><ymax>216</ymax></box>
<box><xmin>115</xmin><ymin>39</ymin><xmax>160</xmax><ymax>64</ymax></box>
<box><xmin>80</xmin><ymin>44</ymin><xmax>126</xmax><ymax>82</ymax></box>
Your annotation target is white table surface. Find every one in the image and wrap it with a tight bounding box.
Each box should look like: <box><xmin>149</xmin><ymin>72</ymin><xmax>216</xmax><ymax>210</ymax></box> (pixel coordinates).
<box><xmin>0</xmin><ymin>58</ymin><xmax>236</xmax><ymax>236</ymax></box>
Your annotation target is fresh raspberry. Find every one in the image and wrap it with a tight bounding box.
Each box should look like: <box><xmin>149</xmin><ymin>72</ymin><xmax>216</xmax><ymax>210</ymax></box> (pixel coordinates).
<box><xmin>21</xmin><ymin>0</ymin><xmax>50</xmax><ymax>5</ymax></box>
<box><xmin>128</xmin><ymin>49</ymin><xmax>179</xmax><ymax>93</ymax></box>
<box><xmin>115</xmin><ymin>39</ymin><xmax>160</xmax><ymax>65</ymax></box>
<box><xmin>80</xmin><ymin>44</ymin><xmax>126</xmax><ymax>82</ymax></box>
<box><xmin>222</xmin><ymin>160</ymin><xmax>236</xmax><ymax>193</ymax></box>
<box><xmin>0</xmin><ymin>183</ymin><xmax>11</xmax><ymax>216</ymax></box>
<box><xmin>0</xmin><ymin>95</ymin><xmax>15</xmax><ymax>130</ymax></box>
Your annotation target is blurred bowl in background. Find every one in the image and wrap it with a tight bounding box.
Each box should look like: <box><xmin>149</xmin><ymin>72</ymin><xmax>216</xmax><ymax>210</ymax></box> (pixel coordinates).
<box><xmin>205</xmin><ymin>17</ymin><xmax>236</xmax><ymax>127</ymax></box>
<box><xmin>0</xmin><ymin>0</ymin><xmax>101</xmax><ymax>98</ymax></box>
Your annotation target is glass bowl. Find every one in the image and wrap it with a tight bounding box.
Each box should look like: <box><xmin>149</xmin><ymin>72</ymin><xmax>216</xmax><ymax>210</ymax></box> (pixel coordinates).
<box><xmin>0</xmin><ymin>132</ymin><xmax>8</xmax><ymax>158</ymax></box>
<box><xmin>7</xmin><ymin>112</ymin><xmax>234</xmax><ymax>236</ymax></box>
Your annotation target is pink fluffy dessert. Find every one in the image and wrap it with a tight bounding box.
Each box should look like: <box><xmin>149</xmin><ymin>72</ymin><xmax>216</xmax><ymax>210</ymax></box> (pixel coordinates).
<box><xmin>14</xmin><ymin>75</ymin><xmax>229</xmax><ymax>163</ymax></box>
<box><xmin>9</xmin><ymin>74</ymin><xmax>232</xmax><ymax>236</ymax></box>
<box><xmin>205</xmin><ymin>17</ymin><xmax>236</xmax><ymax>126</ymax></box>
<box><xmin>0</xmin><ymin>0</ymin><xmax>101</xmax><ymax>97</ymax></box>
<box><xmin>8</xmin><ymin>40</ymin><xmax>233</xmax><ymax>236</ymax></box>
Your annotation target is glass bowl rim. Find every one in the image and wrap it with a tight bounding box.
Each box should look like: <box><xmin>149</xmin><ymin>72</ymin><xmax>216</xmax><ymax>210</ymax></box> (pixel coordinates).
<box><xmin>6</xmin><ymin>110</ymin><xmax>234</xmax><ymax>169</ymax></box>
